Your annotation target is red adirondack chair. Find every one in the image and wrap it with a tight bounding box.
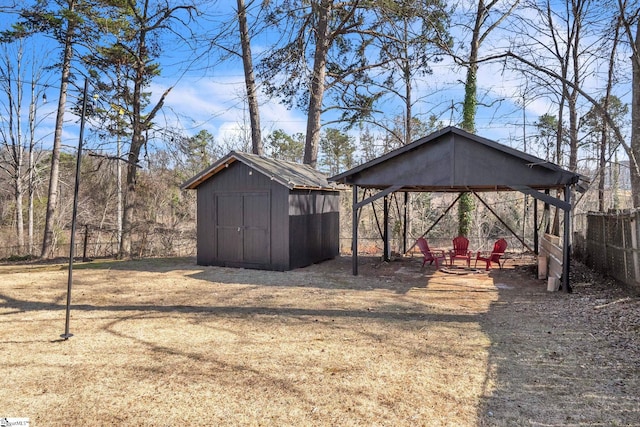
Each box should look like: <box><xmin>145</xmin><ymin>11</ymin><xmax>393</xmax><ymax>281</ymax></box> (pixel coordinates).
<box><xmin>475</xmin><ymin>238</ymin><xmax>508</xmax><ymax>271</ymax></box>
<box><xmin>416</xmin><ymin>237</ymin><xmax>446</xmax><ymax>269</ymax></box>
<box><xmin>449</xmin><ymin>235</ymin><xmax>471</xmax><ymax>267</ymax></box>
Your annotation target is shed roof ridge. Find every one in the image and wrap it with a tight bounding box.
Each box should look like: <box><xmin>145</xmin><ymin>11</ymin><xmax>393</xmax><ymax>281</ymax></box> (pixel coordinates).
<box><xmin>182</xmin><ymin>150</ymin><xmax>338</xmax><ymax>191</ymax></box>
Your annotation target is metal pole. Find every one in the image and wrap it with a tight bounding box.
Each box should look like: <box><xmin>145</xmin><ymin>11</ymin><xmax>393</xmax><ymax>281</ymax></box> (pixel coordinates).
<box><xmin>61</xmin><ymin>78</ymin><xmax>89</xmax><ymax>340</ymax></box>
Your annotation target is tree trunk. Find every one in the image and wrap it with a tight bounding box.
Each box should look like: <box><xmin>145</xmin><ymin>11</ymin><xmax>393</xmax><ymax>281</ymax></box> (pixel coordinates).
<box><xmin>41</xmin><ymin>0</ymin><xmax>75</xmax><ymax>258</ymax></box>
<box><xmin>303</xmin><ymin>0</ymin><xmax>331</xmax><ymax>168</ymax></box>
<box><xmin>599</xmin><ymin>15</ymin><xmax>620</xmax><ymax>211</ymax></box>
<box><xmin>119</xmin><ymin>139</ymin><xmax>141</xmax><ymax>258</ymax></box>
<box><xmin>631</xmin><ymin>19</ymin><xmax>640</xmax><ymax>207</ymax></box>
<box><xmin>598</xmin><ymin>121</ymin><xmax>608</xmax><ymax>212</ymax></box>
<box><xmin>4</xmin><ymin>48</ymin><xmax>25</xmax><ymax>252</ymax></box>
<box><xmin>237</xmin><ymin>0</ymin><xmax>262</xmax><ymax>156</ymax></box>
<box><xmin>117</xmin><ymin>0</ymin><xmax>174</xmax><ymax>257</ymax></box>
<box><xmin>568</xmin><ymin>0</ymin><xmax>582</xmax><ymax>174</ymax></box>
<box><xmin>458</xmin><ymin>0</ymin><xmax>484</xmax><ymax>237</ymax></box>
<box><xmin>119</xmin><ymin>14</ymin><xmax>147</xmax><ymax>258</ymax></box>
<box><xmin>28</xmin><ymin>145</ymin><xmax>34</xmax><ymax>254</ymax></box>
<box><xmin>402</xmin><ymin>17</ymin><xmax>412</xmax><ymax>146</ymax></box>
<box><xmin>28</xmin><ymin>79</ymin><xmax>37</xmax><ymax>255</ymax></box>
<box><xmin>14</xmin><ymin>163</ymin><xmax>24</xmax><ymax>251</ymax></box>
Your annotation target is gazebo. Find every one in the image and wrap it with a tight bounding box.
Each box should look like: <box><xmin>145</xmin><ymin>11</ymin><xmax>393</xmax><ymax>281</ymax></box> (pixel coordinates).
<box><xmin>329</xmin><ymin>126</ymin><xmax>586</xmax><ymax>292</ymax></box>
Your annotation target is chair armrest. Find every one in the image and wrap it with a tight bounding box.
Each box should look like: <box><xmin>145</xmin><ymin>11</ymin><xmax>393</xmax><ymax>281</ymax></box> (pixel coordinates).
<box><xmin>476</xmin><ymin>250</ymin><xmax>505</xmax><ymax>259</ymax></box>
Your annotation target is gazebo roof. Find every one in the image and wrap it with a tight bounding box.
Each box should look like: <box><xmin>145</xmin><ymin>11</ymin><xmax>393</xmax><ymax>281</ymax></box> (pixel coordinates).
<box><xmin>329</xmin><ymin>126</ymin><xmax>585</xmax><ymax>192</ymax></box>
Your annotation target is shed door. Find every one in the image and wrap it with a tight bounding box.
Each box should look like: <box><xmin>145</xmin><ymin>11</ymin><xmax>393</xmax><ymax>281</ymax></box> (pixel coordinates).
<box><xmin>216</xmin><ymin>192</ymin><xmax>270</xmax><ymax>265</ymax></box>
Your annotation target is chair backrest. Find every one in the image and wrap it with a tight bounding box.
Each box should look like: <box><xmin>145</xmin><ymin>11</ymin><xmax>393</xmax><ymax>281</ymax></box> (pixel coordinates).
<box><xmin>490</xmin><ymin>238</ymin><xmax>508</xmax><ymax>261</ymax></box>
<box><xmin>416</xmin><ymin>237</ymin><xmax>430</xmax><ymax>255</ymax></box>
<box><xmin>452</xmin><ymin>236</ymin><xmax>469</xmax><ymax>254</ymax></box>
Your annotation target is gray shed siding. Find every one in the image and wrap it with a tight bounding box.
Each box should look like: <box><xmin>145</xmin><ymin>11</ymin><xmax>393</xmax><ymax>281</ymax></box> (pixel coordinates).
<box><xmin>288</xmin><ymin>191</ymin><xmax>340</xmax><ymax>269</ymax></box>
<box><xmin>195</xmin><ymin>161</ymin><xmax>290</xmax><ymax>270</ymax></box>
<box><xmin>194</xmin><ymin>160</ymin><xmax>339</xmax><ymax>271</ymax></box>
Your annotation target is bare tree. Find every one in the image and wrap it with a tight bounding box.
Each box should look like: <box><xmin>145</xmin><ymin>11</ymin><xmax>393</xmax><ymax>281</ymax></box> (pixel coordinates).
<box><xmin>368</xmin><ymin>0</ymin><xmax>450</xmax><ymax>147</ymax></box>
<box><xmin>236</xmin><ymin>0</ymin><xmax>262</xmax><ymax>155</ymax></box>
<box><xmin>5</xmin><ymin>0</ymin><xmax>107</xmax><ymax>257</ymax></box>
<box><xmin>0</xmin><ymin>40</ymin><xmax>26</xmax><ymax>251</ymax></box>
<box><xmin>259</xmin><ymin>0</ymin><xmax>384</xmax><ymax>168</ymax></box>
<box><xmin>38</xmin><ymin>0</ymin><xmax>77</xmax><ymax>258</ymax></box>
<box><xmin>619</xmin><ymin>0</ymin><xmax>640</xmax><ymax>206</ymax></box>
<box><xmin>441</xmin><ymin>0</ymin><xmax>520</xmax><ymax>236</ymax></box>
<box><xmin>502</xmin><ymin>1</ymin><xmax>639</xmax><ymax>206</ymax></box>
<box><xmin>116</xmin><ymin>0</ymin><xmax>195</xmax><ymax>258</ymax></box>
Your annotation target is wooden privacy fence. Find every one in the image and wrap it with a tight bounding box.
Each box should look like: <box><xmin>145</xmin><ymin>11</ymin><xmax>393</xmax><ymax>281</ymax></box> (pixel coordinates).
<box><xmin>576</xmin><ymin>210</ymin><xmax>640</xmax><ymax>291</ymax></box>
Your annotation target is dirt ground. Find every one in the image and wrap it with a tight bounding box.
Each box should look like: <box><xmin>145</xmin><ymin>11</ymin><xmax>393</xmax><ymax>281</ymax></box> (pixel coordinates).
<box><xmin>0</xmin><ymin>254</ymin><xmax>638</xmax><ymax>426</ymax></box>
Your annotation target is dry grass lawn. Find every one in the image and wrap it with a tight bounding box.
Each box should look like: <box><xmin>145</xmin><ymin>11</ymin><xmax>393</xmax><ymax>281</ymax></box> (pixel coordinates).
<box><xmin>0</xmin><ymin>255</ymin><xmax>638</xmax><ymax>426</ymax></box>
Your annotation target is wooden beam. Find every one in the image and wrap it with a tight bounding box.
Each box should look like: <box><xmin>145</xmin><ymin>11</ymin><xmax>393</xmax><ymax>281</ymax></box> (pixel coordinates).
<box><xmin>509</xmin><ymin>185</ymin><xmax>571</xmax><ymax>211</ymax></box>
<box><xmin>354</xmin><ymin>185</ymin><xmax>403</xmax><ymax>209</ymax></box>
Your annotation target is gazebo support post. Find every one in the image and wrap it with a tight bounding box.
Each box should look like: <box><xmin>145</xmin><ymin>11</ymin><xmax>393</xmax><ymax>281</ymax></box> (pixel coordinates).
<box><xmin>562</xmin><ymin>186</ymin><xmax>572</xmax><ymax>293</ymax></box>
<box><xmin>351</xmin><ymin>185</ymin><xmax>404</xmax><ymax>275</ymax></box>
<box><xmin>352</xmin><ymin>184</ymin><xmax>359</xmax><ymax>275</ymax></box>
<box><xmin>534</xmin><ymin>198</ymin><xmax>539</xmax><ymax>255</ymax></box>
<box><xmin>544</xmin><ymin>189</ymin><xmax>550</xmax><ymax>234</ymax></box>
<box><xmin>403</xmin><ymin>192</ymin><xmax>408</xmax><ymax>254</ymax></box>
<box><xmin>383</xmin><ymin>195</ymin><xmax>390</xmax><ymax>261</ymax></box>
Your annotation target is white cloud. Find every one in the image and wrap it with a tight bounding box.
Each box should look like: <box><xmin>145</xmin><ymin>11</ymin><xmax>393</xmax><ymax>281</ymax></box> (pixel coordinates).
<box><xmin>153</xmin><ymin>74</ymin><xmax>307</xmax><ymax>143</ymax></box>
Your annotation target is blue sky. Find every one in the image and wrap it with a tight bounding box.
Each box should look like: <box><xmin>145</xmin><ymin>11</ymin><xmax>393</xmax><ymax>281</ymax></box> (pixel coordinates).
<box><xmin>1</xmin><ymin>1</ymin><xmax>632</xmax><ymax>169</ymax></box>
<box><xmin>141</xmin><ymin>0</ymin><xmax>630</xmax><ymax>166</ymax></box>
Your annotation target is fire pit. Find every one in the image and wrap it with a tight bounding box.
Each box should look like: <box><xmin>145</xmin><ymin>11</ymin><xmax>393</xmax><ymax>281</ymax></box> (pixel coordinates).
<box><xmin>440</xmin><ymin>266</ymin><xmax>483</xmax><ymax>275</ymax></box>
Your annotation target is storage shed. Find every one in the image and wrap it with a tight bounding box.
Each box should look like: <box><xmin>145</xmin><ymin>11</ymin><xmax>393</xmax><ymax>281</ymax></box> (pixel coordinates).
<box><xmin>182</xmin><ymin>151</ymin><xmax>340</xmax><ymax>271</ymax></box>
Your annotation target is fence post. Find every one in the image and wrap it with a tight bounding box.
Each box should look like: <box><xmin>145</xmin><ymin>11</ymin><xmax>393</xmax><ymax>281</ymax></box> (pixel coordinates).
<box><xmin>621</xmin><ymin>215</ymin><xmax>627</xmax><ymax>282</ymax></box>
<box><xmin>82</xmin><ymin>225</ymin><xmax>89</xmax><ymax>262</ymax></box>
<box><xmin>602</xmin><ymin>215</ymin><xmax>607</xmax><ymax>272</ymax></box>
<box><xmin>631</xmin><ymin>213</ymin><xmax>639</xmax><ymax>283</ymax></box>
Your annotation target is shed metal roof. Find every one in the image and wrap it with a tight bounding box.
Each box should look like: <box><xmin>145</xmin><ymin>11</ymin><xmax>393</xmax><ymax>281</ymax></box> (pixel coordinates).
<box><xmin>181</xmin><ymin>151</ymin><xmax>338</xmax><ymax>191</ymax></box>
<box><xmin>329</xmin><ymin>126</ymin><xmax>585</xmax><ymax>192</ymax></box>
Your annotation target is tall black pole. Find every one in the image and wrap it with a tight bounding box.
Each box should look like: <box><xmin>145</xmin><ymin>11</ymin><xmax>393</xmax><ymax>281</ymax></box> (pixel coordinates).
<box><xmin>533</xmin><ymin>198</ymin><xmax>539</xmax><ymax>255</ymax></box>
<box><xmin>403</xmin><ymin>192</ymin><xmax>408</xmax><ymax>254</ymax></box>
<box><xmin>383</xmin><ymin>195</ymin><xmax>389</xmax><ymax>262</ymax></box>
<box><xmin>562</xmin><ymin>185</ymin><xmax>572</xmax><ymax>293</ymax></box>
<box><xmin>61</xmin><ymin>78</ymin><xmax>89</xmax><ymax>340</ymax></box>
<box><xmin>352</xmin><ymin>185</ymin><xmax>358</xmax><ymax>275</ymax></box>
